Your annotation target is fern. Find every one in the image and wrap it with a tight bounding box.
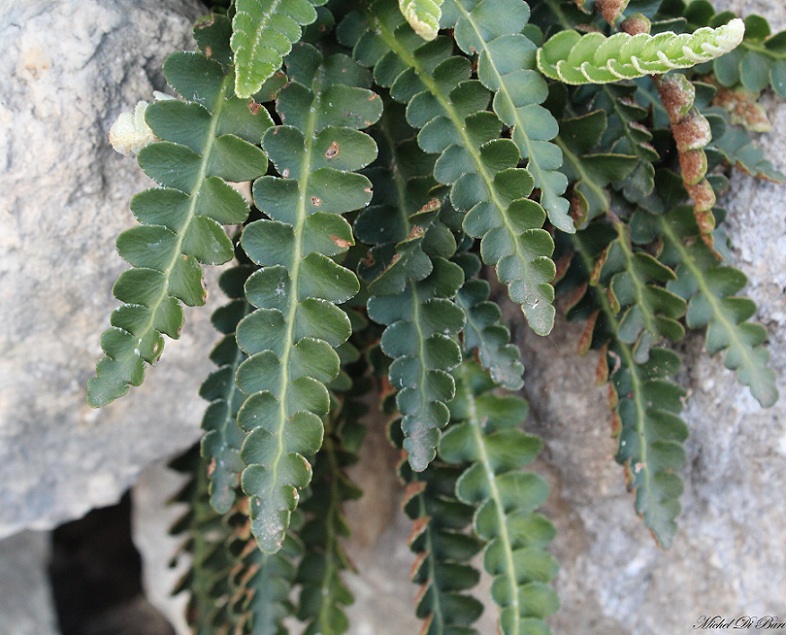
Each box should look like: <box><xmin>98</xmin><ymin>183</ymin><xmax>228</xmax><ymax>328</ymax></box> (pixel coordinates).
<box><xmin>396</xmin><ymin>433</ymin><xmax>485</xmax><ymax>634</ymax></box>
<box><xmin>234</xmin><ymin>43</ymin><xmax>381</xmax><ymax>553</ymax></box>
<box><xmin>199</xmin><ymin>264</ymin><xmax>254</xmax><ymax>515</ymax></box>
<box><xmin>537</xmin><ymin>18</ymin><xmax>745</xmax><ymax>83</ymax></box>
<box><xmin>561</xmin><ymin>226</ymin><xmax>689</xmax><ymax>546</ymax></box>
<box><xmin>440</xmin><ymin>361</ymin><xmax>558</xmax><ymax>634</ymax></box>
<box><xmin>443</xmin><ymin>0</ymin><xmax>574</xmax><ymax>234</ymax></box>
<box><xmin>359</xmin><ymin>101</ymin><xmax>465</xmax><ymax>471</ymax></box>
<box><xmin>342</xmin><ymin>0</ymin><xmax>559</xmax><ymax>337</ymax></box>
<box><xmin>399</xmin><ymin>0</ymin><xmax>445</xmax><ymax>41</ymax></box>
<box><xmin>231</xmin><ymin>0</ymin><xmax>326</xmax><ymax>98</ymax></box>
<box><xmin>88</xmin><ymin>49</ymin><xmax>271</xmax><ymax>407</ymax></box>
<box><xmin>656</xmin><ymin>206</ymin><xmax>779</xmax><ymax>407</ymax></box>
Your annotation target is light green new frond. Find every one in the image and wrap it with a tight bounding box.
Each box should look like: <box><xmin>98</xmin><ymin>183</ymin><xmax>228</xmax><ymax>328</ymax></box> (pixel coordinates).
<box><xmin>537</xmin><ymin>19</ymin><xmax>745</xmax><ymax>84</ymax></box>
<box><xmin>236</xmin><ymin>44</ymin><xmax>381</xmax><ymax>553</ymax></box>
<box><xmin>399</xmin><ymin>0</ymin><xmax>444</xmax><ymax>41</ymax></box>
<box><xmin>231</xmin><ymin>0</ymin><xmax>326</xmax><ymax>98</ymax></box>
<box><xmin>440</xmin><ymin>361</ymin><xmax>558</xmax><ymax>635</ymax></box>
<box><xmin>88</xmin><ymin>49</ymin><xmax>272</xmax><ymax>408</ymax></box>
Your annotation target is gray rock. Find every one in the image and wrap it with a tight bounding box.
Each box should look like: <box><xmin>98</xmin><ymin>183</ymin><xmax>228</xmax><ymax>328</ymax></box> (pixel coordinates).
<box><xmin>0</xmin><ymin>0</ymin><xmax>211</xmax><ymax>538</ymax></box>
<box><xmin>0</xmin><ymin>531</ymin><xmax>59</xmax><ymax>635</ymax></box>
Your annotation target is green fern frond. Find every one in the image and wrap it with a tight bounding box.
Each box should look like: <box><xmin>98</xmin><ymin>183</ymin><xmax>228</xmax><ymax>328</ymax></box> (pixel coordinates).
<box><xmin>359</xmin><ymin>102</ymin><xmax>465</xmax><ymax>472</ymax></box>
<box><xmin>231</xmin><ymin>0</ymin><xmax>327</xmax><ymax>98</ymax></box>
<box><xmin>595</xmin><ymin>224</ymin><xmax>687</xmax><ymax>363</ymax></box>
<box><xmin>537</xmin><ymin>19</ymin><xmax>745</xmax><ymax>84</ymax></box>
<box><xmin>396</xmin><ymin>440</ymin><xmax>484</xmax><ymax>634</ymax></box>
<box><xmin>555</xmin><ymin>108</ymin><xmax>638</xmax><ymax>226</ymax></box>
<box><xmin>562</xmin><ymin>226</ymin><xmax>689</xmax><ymax>547</ymax></box>
<box><xmin>226</xmin><ymin>504</ymin><xmax>303</xmax><ymax>634</ymax></box>
<box><xmin>234</xmin><ymin>44</ymin><xmax>381</xmax><ymax>553</ymax></box>
<box><xmin>342</xmin><ymin>0</ymin><xmax>558</xmax><ymax>337</ymax></box>
<box><xmin>453</xmin><ymin>252</ymin><xmax>525</xmax><ymax>391</ymax></box>
<box><xmin>200</xmin><ymin>265</ymin><xmax>255</xmax><ymax>515</ymax></box>
<box><xmin>88</xmin><ymin>49</ymin><xmax>272</xmax><ymax>407</ymax></box>
<box><xmin>443</xmin><ymin>0</ymin><xmax>575</xmax><ymax>234</ymax></box>
<box><xmin>169</xmin><ymin>447</ymin><xmax>234</xmax><ymax>634</ymax></box>
<box><xmin>656</xmin><ymin>206</ymin><xmax>779</xmax><ymax>407</ymax></box>
<box><xmin>440</xmin><ymin>361</ymin><xmax>558</xmax><ymax>635</ymax></box>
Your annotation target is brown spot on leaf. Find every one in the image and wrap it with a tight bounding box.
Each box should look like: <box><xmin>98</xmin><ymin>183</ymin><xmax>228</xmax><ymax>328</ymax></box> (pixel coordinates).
<box><xmin>596</xmin><ymin>343</ymin><xmax>610</xmax><ymax>384</ymax></box>
<box><xmin>247</xmin><ymin>100</ymin><xmax>262</xmax><ymax>115</ymax></box>
<box><xmin>206</xmin><ymin>457</ymin><xmax>216</xmax><ymax>477</ymax></box>
<box><xmin>418</xmin><ymin>198</ymin><xmax>441</xmax><ymax>214</ymax></box>
<box><xmin>204</xmin><ymin>45</ymin><xmax>213</xmax><ymax>58</ymax></box>
<box><xmin>330</xmin><ymin>234</ymin><xmax>352</xmax><ymax>249</ymax></box>
<box><xmin>311</xmin><ymin>196</ymin><xmax>322</xmax><ymax>207</ymax></box>
<box><xmin>325</xmin><ymin>141</ymin><xmax>340</xmax><ymax>159</ymax></box>
<box><xmin>596</xmin><ymin>0</ymin><xmax>630</xmax><ymax>25</ymax></box>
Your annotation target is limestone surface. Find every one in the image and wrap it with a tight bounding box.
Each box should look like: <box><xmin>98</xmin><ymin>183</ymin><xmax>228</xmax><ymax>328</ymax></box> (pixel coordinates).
<box><xmin>0</xmin><ymin>0</ymin><xmax>210</xmax><ymax>538</ymax></box>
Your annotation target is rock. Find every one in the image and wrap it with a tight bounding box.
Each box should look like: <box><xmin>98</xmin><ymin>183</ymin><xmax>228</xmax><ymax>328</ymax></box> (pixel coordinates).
<box><xmin>0</xmin><ymin>531</ymin><xmax>59</xmax><ymax>635</ymax></box>
<box><xmin>0</xmin><ymin>0</ymin><xmax>211</xmax><ymax>538</ymax></box>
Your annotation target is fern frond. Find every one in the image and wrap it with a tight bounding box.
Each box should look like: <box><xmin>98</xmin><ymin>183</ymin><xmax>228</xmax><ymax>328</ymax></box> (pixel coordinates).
<box><xmin>563</xmin><ymin>226</ymin><xmax>689</xmax><ymax>547</ymax></box>
<box><xmin>596</xmin><ymin>224</ymin><xmax>687</xmax><ymax>363</ymax></box>
<box><xmin>444</xmin><ymin>0</ymin><xmax>574</xmax><ymax>234</ymax></box>
<box><xmin>440</xmin><ymin>361</ymin><xmax>558</xmax><ymax>635</ymax></box>
<box><xmin>200</xmin><ymin>265</ymin><xmax>255</xmax><ymax>515</ymax></box>
<box><xmin>453</xmin><ymin>253</ymin><xmax>525</xmax><ymax>391</ymax></box>
<box><xmin>295</xmin><ymin>373</ymin><xmax>366</xmax><ymax>635</ymax></box>
<box><xmin>235</xmin><ymin>44</ymin><xmax>381</xmax><ymax>553</ymax></box>
<box><xmin>656</xmin><ymin>206</ymin><xmax>779</xmax><ymax>407</ymax></box>
<box><xmin>396</xmin><ymin>438</ymin><xmax>484</xmax><ymax>634</ymax></box>
<box><xmin>169</xmin><ymin>447</ymin><xmax>234</xmax><ymax>634</ymax></box>
<box><xmin>225</xmin><ymin>504</ymin><xmax>303</xmax><ymax>634</ymax></box>
<box><xmin>555</xmin><ymin>109</ymin><xmax>638</xmax><ymax>226</ymax></box>
<box><xmin>537</xmin><ymin>19</ymin><xmax>745</xmax><ymax>84</ymax></box>
<box><xmin>231</xmin><ymin>0</ymin><xmax>326</xmax><ymax>99</ymax></box>
<box><xmin>88</xmin><ymin>49</ymin><xmax>272</xmax><ymax>407</ymax></box>
<box><xmin>342</xmin><ymin>0</ymin><xmax>558</xmax><ymax>337</ymax></box>
<box><xmin>399</xmin><ymin>0</ymin><xmax>444</xmax><ymax>41</ymax></box>
<box><xmin>359</xmin><ymin>101</ymin><xmax>464</xmax><ymax>472</ymax></box>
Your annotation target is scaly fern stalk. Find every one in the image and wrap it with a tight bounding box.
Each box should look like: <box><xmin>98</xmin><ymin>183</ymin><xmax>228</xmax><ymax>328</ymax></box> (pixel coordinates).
<box><xmin>440</xmin><ymin>361</ymin><xmax>558</xmax><ymax>635</ymax></box>
<box><xmin>88</xmin><ymin>47</ymin><xmax>272</xmax><ymax>407</ymax></box>
<box><xmin>234</xmin><ymin>43</ymin><xmax>381</xmax><ymax>553</ymax></box>
<box><xmin>342</xmin><ymin>0</ymin><xmax>559</xmax><ymax>338</ymax></box>
<box><xmin>654</xmin><ymin>72</ymin><xmax>717</xmax><ymax>248</ymax></box>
